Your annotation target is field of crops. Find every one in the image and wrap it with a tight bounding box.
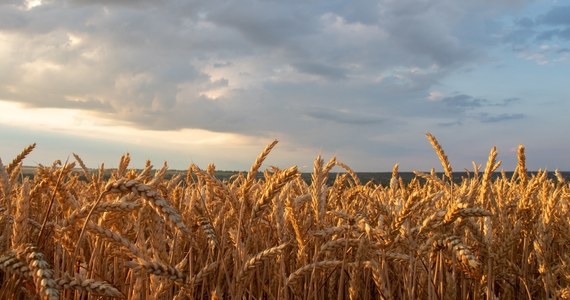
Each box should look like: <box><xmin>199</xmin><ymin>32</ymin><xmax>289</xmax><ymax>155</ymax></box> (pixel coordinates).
<box><xmin>1</xmin><ymin>134</ymin><xmax>569</xmax><ymax>299</ymax></box>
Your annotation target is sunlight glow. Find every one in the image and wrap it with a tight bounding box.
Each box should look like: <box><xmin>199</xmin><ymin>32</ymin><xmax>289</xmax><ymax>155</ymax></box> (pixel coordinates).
<box><xmin>199</xmin><ymin>89</ymin><xmax>226</xmax><ymax>100</ymax></box>
<box><xmin>66</xmin><ymin>33</ymin><xmax>82</xmax><ymax>47</ymax></box>
<box><xmin>21</xmin><ymin>60</ymin><xmax>63</xmax><ymax>74</ymax></box>
<box><xmin>24</xmin><ymin>0</ymin><xmax>43</xmax><ymax>10</ymax></box>
<box><xmin>0</xmin><ymin>100</ymin><xmax>252</xmax><ymax>150</ymax></box>
<box><xmin>428</xmin><ymin>91</ymin><xmax>443</xmax><ymax>101</ymax></box>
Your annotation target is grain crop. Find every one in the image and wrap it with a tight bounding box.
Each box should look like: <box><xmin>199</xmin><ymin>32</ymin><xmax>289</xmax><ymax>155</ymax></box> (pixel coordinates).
<box><xmin>0</xmin><ymin>133</ymin><xmax>569</xmax><ymax>299</ymax></box>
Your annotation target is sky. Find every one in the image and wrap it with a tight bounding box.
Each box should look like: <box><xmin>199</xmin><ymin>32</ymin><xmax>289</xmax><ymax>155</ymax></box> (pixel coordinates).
<box><xmin>0</xmin><ymin>0</ymin><xmax>569</xmax><ymax>172</ymax></box>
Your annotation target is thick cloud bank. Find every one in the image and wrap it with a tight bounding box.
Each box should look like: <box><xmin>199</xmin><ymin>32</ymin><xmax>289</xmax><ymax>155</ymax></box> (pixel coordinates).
<box><xmin>1</xmin><ymin>0</ymin><xmax>568</xmax><ymax>170</ymax></box>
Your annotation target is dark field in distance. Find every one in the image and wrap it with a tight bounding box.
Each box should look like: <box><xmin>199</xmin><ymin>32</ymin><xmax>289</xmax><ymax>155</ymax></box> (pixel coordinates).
<box><xmin>21</xmin><ymin>166</ymin><xmax>570</xmax><ymax>186</ymax></box>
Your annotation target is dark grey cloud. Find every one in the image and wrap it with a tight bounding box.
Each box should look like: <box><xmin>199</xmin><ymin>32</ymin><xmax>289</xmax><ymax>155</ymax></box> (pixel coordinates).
<box><xmin>484</xmin><ymin>97</ymin><xmax>522</xmax><ymax>107</ymax></box>
<box><xmin>304</xmin><ymin>107</ymin><xmax>385</xmax><ymax>125</ymax></box>
<box><xmin>501</xmin><ymin>97</ymin><xmax>520</xmax><ymax>104</ymax></box>
<box><xmin>427</xmin><ymin>93</ymin><xmax>525</xmax><ymax>127</ymax></box>
<box><xmin>387</xmin><ymin>19</ymin><xmax>476</xmax><ymax>68</ymax></box>
<box><xmin>292</xmin><ymin>62</ymin><xmax>348</xmax><ymax>80</ymax></box>
<box><xmin>71</xmin><ymin>0</ymin><xmax>167</xmax><ymax>5</ymax></box>
<box><xmin>437</xmin><ymin>120</ymin><xmax>463</xmax><ymax>127</ymax></box>
<box><xmin>537</xmin><ymin>28</ymin><xmax>570</xmax><ymax>41</ymax></box>
<box><xmin>213</xmin><ymin>62</ymin><xmax>232</xmax><ymax>68</ymax></box>
<box><xmin>58</xmin><ymin>98</ymin><xmax>112</xmax><ymax>111</ymax></box>
<box><xmin>500</xmin><ymin>6</ymin><xmax>570</xmax><ymax>65</ymax></box>
<box><xmin>555</xmin><ymin>28</ymin><xmax>570</xmax><ymax>40</ymax></box>
<box><xmin>504</xmin><ymin>5</ymin><xmax>570</xmax><ymax>52</ymax></box>
<box><xmin>478</xmin><ymin>113</ymin><xmax>525</xmax><ymax>123</ymax></box>
<box><xmin>515</xmin><ymin>17</ymin><xmax>535</xmax><ymax>28</ymax></box>
<box><xmin>504</xmin><ymin>28</ymin><xmax>536</xmax><ymax>47</ymax></box>
<box><xmin>208</xmin><ymin>1</ymin><xmax>317</xmax><ymax>47</ymax></box>
<box><xmin>539</xmin><ymin>5</ymin><xmax>570</xmax><ymax>26</ymax></box>
<box><xmin>0</xmin><ymin>8</ymin><xmax>27</xmax><ymax>30</ymax></box>
<box><xmin>441</xmin><ymin>94</ymin><xmax>486</xmax><ymax>112</ymax></box>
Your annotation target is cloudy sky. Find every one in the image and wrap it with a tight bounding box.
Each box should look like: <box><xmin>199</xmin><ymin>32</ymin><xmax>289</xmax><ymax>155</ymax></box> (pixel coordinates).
<box><xmin>0</xmin><ymin>0</ymin><xmax>568</xmax><ymax>172</ymax></box>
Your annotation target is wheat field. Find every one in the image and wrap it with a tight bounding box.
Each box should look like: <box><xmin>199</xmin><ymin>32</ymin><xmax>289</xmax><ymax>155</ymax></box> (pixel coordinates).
<box><xmin>0</xmin><ymin>134</ymin><xmax>568</xmax><ymax>299</ymax></box>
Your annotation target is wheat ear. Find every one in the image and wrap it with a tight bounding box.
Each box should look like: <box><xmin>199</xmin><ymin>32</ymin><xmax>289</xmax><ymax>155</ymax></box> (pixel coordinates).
<box><xmin>517</xmin><ymin>144</ymin><xmax>527</xmax><ymax>186</ymax></box>
<box><xmin>426</xmin><ymin>133</ymin><xmax>453</xmax><ymax>181</ymax></box>
<box><xmin>237</xmin><ymin>242</ymin><xmax>289</xmax><ymax>284</ymax></box>
<box><xmin>105</xmin><ymin>179</ymin><xmax>192</xmax><ymax>237</ymax></box>
<box><xmin>242</xmin><ymin>140</ymin><xmax>279</xmax><ymax>199</ymax></box>
<box><xmin>54</xmin><ymin>273</ymin><xmax>123</xmax><ymax>297</ymax></box>
<box><xmin>126</xmin><ymin>257</ymin><xmax>187</xmax><ymax>282</ymax></box>
<box><xmin>12</xmin><ymin>178</ymin><xmax>30</xmax><ymax>247</ymax></box>
<box><xmin>188</xmin><ymin>261</ymin><xmax>219</xmax><ymax>287</ymax></box>
<box><xmin>251</xmin><ymin>166</ymin><xmax>298</xmax><ymax>221</ymax></box>
<box><xmin>6</xmin><ymin>143</ymin><xmax>36</xmax><ymax>175</ymax></box>
<box><xmin>16</xmin><ymin>244</ymin><xmax>59</xmax><ymax>300</ymax></box>
<box><xmin>72</xmin><ymin>153</ymin><xmax>91</xmax><ymax>181</ymax></box>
